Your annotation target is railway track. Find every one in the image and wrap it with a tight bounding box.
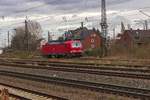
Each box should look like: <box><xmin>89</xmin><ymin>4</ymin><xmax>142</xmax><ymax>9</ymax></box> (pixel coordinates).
<box><xmin>0</xmin><ymin>70</ymin><xmax>149</xmax><ymax>99</ymax></box>
<box><xmin>0</xmin><ymin>58</ymin><xmax>150</xmax><ymax>68</ymax></box>
<box><xmin>80</xmin><ymin>57</ymin><xmax>150</xmax><ymax>62</ymax></box>
<box><xmin>28</xmin><ymin>61</ymin><xmax>150</xmax><ymax>73</ymax></box>
<box><xmin>1</xmin><ymin>58</ymin><xmax>150</xmax><ymax>72</ymax></box>
<box><xmin>0</xmin><ymin>81</ymin><xmax>68</xmax><ymax>100</ymax></box>
<box><xmin>0</xmin><ymin>60</ymin><xmax>150</xmax><ymax>80</ymax></box>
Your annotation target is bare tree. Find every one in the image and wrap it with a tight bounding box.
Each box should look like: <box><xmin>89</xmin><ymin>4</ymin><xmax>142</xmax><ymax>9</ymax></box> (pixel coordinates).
<box><xmin>11</xmin><ymin>20</ymin><xmax>43</xmax><ymax>51</ymax></box>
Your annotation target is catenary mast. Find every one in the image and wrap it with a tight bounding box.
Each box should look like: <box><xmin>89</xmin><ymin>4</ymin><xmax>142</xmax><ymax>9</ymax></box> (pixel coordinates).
<box><xmin>100</xmin><ymin>0</ymin><xmax>108</xmax><ymax>56</ymax></box>
<box><xmin>101</xmin><ymin>0</ymin><xmax>108</xmax><ymax>38</ymax></box>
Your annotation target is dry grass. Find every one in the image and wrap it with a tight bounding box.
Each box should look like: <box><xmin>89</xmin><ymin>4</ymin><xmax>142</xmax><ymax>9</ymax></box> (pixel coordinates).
<box><xmin>109</xmin><ymin>43</ymin><xmax>150</xmax><ymax>59</ymax></box>
<box><xmin>1</xmin><ymin>50</ymin><xmax>42</xmax><ymax>59</ymax></box>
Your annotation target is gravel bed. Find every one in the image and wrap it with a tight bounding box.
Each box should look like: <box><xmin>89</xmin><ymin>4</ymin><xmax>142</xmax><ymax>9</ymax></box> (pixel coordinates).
<box><xmin>0</xmin><ymin>75</ymin><xmax>137</xmax><ymax>100</ymax></box>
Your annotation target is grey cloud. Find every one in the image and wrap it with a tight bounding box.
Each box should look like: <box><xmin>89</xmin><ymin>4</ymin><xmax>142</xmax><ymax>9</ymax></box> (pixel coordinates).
<box><xmin>0</xmin><ymin>0</ymin><xmax>134</xmax><ymax>16</ymax></box>
<box><xmin>107</xmin><ymin>0</ymin><xmax>133</xmax><ymax>6</ymax></box>
<box><xmin>0</xmin><ymin>0</ymin><xmax>27</xmax><ymax>6</ymax></box>
<box><xmin>0</xmin><ymin>0</ymin><xmax>150</xmax><ymax>21</ymax></box>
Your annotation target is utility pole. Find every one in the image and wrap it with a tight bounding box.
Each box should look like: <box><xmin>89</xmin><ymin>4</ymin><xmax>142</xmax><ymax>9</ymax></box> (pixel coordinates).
<box><xmin>100</xmin><ymin>0</ymin><xmax>108</xmax><ymax>56</ymax></box>
<box><xmin>48</xmin><ymin>31</ymin><xmax>51</xmax><ymax>42</ymax></box>
<box><xmin>81</xmin><ymin>22</ymin><xmax>84</xmax><ymax>29</ymax></box>
<box><xmin>121</xmin><ymin>22</ymin><xmax>125</xmax><ymax>33</ymax></box>
<box><xmin>144</xmin><ymin>20</ymin><xmax>148</xmax><ymax>30</ymax></box>
<box><xmin>127</xmin><ymin>24</ymin><xmax>131</xmax><ymax>30</ymax></box>
<box><xmin>113</xmin><ymin>28</ymin><xmax>115</xmax><ymax>40</ymax></box>
<box><xmin>7</xmin><ymin>31</ymin><xmax>10</xmax><ymax>48</ymax></box>
<box><xmin>25</xmin><ymin>19</ymin><xmax>29</xmax><ymax>51</ymax></box>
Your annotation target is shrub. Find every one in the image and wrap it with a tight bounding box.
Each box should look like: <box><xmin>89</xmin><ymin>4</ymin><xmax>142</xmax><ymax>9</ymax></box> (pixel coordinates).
<box><xmin>2</xmin><ymin>50</ymin><xmax>41</xmax><ymax>59</ymax></box>
<box><xmin>110</xmin><ymin>43</ymin><xmax>150</xmax><ymax>59</ymax></box>
<box><xmin>84</xmin><ymin>48</ymin><xmax>103</xmax><ymax>57</ymax></box>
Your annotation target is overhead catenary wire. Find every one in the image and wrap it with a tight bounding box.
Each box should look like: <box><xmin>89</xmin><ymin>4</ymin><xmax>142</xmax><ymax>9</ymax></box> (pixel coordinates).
<box><xmin>1</xmin><ymin>1</ymin><xmax>150</xmax><ymax>31</ymax></box>
<box><xmin>139</xmin><ymin>10</ymin><xmax>150</xmax><ymax>18</ymax></box>
<box><xmin>4</xmin><ymin>1</ymin><xmax>51</xmax><ymax>17</ymax></box>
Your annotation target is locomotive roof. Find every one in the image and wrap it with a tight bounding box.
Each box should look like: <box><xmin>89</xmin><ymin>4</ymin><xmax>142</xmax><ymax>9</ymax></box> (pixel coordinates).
<box><xmin>48</xmin><ymin>40</ymin><xmax>65</xmax><ymax>44</ymax></box>
<box><xmin>48</xmin><ymin>39</ymin><xmax>80</xmax><ymax>44</ymax></box>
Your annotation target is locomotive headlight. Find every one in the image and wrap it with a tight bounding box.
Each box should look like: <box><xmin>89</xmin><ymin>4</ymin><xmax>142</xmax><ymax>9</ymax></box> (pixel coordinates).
<box><xmin>70</xmin><ymin>50</ymin><xmax>76</xmax><ymax>53</ymax></box>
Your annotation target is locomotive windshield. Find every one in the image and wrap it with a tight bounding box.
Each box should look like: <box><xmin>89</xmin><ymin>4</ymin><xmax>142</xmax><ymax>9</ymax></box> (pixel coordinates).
<box><xmin>72</xmin><ymin>42</ymin><xmax>82</xmax><ymax>48</ymax></box>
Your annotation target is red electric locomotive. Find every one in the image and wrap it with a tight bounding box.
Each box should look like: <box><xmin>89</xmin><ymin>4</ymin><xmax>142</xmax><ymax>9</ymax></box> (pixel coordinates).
<box><xmin>41</xmin><ymin>40</ymin><xmax>83</xmax><ymax>57</ymax></box>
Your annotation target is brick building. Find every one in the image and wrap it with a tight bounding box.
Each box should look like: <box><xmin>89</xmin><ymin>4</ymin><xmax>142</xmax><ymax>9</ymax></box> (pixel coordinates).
<box><xmin>116</xmin><ymin>29</ymin><xmax>150</xmax><ymax>47</ymax></box>
<box><xmin>65</xmin><ymin>27</ymin><xmax>102</xmax><ymax>51</ymax></box>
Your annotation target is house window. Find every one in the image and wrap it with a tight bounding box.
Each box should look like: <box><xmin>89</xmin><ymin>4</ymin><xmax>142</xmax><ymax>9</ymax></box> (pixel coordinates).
<box><xmin>135</xmin><ymin>31</ymin><xmax>140</xmax><ymax>39</ymax></box>
<box><xmin>93</xmin><ymin>34</ymin><xmax>96</xmax><ymax>37</ymax></box>
<box><xmin>91</xmin><ymin>39</ymin><xmax>94</xmax><ymax>43</ymax></box>
<box><xmin>91</xmin><ymin>34</ymin><xmax>96</xmax><ymax>37</ymax></box>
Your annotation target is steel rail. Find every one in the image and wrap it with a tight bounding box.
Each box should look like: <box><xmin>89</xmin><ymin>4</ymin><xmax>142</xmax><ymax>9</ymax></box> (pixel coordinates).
<box><xmin>0</xmin><ymin>70</ymin><xmax>149</xmax><ymax>99</ymax></box>
<box><xmin>36</xmin><ymin>62</ymin><xmax>150</xmax><ymax>73</ymax></box>
<box><xmin>0</xmin><ymin>59</ymin><xmax>150</xmax><ymax>73</ymax></box>
<box><xmin>1</xmin><ymin>58</ymin><xmax>150</xmax><ymax>68</ymax></box>
<box><xmin>80</xmin><ymin>57</ymin><xmax>150</xmax><ymax>62</ymax></box>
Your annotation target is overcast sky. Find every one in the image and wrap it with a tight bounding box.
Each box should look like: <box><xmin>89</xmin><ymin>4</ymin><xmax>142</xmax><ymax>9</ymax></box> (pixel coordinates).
<box><xmin>0</xmin><ymin>0</ymin><xmax>150</xmax><ymax>47</ymax></box>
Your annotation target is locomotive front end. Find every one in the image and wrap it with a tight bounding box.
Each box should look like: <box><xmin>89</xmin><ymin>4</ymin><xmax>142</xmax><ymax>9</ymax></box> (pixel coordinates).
<box><xmin>70</xmin><ymin>40</ymin><xmax>83</xmax><ymax>56</ymax></box>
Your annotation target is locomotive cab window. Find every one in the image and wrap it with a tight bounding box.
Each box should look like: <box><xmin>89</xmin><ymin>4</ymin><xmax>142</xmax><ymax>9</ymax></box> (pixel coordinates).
<box><xmin>72</xmin><ymin>42</ymin><xmax>81</xmax><ymax>48</ymax></box>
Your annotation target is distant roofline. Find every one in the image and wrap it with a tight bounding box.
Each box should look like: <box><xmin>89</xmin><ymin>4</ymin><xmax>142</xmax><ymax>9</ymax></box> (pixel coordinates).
<box><xmin>124</xmin><ymin>29</ymin><xmax>150</xmax><ymax>31</ymax></box>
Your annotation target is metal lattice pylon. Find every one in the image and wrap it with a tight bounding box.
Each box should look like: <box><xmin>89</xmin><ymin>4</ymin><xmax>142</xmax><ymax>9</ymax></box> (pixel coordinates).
<box><xmin>101</xmin><ymin>0</ymin><xmax>108</xmax><ymax>38</ymax></box>
<box><xmin>100</xmin><ymin>0</ymin><xmax>108</xmax><ymax>56</ymax></box>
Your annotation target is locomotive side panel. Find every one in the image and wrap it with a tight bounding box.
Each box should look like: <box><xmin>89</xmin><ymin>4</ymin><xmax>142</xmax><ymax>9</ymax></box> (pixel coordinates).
<box><xmin>41</xmin><ymin>40</ymin><xmax>83</xmax><ymax>57</ymax></box>
<box><xmin>41</xmin><ymin>43</ymin><xmax>68</xmax><ymax>55</ymax></box>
